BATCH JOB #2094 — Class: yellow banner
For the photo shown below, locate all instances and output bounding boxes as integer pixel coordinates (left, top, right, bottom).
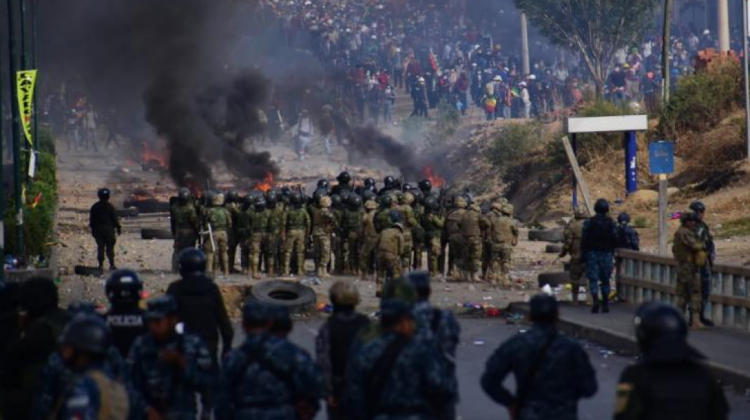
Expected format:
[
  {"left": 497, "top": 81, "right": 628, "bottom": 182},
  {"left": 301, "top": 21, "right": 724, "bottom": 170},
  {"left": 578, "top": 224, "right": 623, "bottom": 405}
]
[{"left": 17, "top": 70, "right": 37, "bottom": 147}]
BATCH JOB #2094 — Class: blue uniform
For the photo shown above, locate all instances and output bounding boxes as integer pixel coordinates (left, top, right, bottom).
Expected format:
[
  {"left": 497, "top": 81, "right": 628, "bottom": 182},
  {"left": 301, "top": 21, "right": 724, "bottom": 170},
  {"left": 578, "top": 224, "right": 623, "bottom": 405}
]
[
  {"left": 616, "top": 224, "right": 640, "bottom": 251},
  {"left": 481, "top": 326, "right": 597, "bottom": 420},
  {"left": 127, "top": 333, "right": 213, "bottom": 420},
  {"left": 214, "top": 333, "right": 325, "bottom": 420},
  {"left": 343, "top": 331, "right": 456, "bottom": 420},
  {"left": 412, "top": 301, "right": 461, "bottom": 358},
  {"left": 56, "top": 367, "right": 131, "bottom": 420},
  {"left": 581, "top": 215, "right": 618, "bottom": 298}
]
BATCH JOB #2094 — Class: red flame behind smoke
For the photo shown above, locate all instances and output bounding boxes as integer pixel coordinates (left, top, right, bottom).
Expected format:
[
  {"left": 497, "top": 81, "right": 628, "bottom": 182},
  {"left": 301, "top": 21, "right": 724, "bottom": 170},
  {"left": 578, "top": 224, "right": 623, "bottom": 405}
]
[
  {"left": 141, "top": 142, "right": 168, "bottom": 168},
  {"left": 255, "top": 172, "right": 274, "bottom": 193},
  {"left": 422, "top": 166, "right": 445, "bottom": 188}
]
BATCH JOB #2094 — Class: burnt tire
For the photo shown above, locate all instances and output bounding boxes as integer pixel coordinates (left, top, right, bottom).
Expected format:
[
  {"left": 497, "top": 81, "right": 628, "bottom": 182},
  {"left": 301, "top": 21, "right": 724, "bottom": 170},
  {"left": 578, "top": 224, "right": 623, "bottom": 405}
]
[
  {"left": 528, "top": 229, "right": 564, "bottom": 243},
  {"left": 545, "top": 244, "right": 563, "bottom": 254},
  {"left": 141, "top": 228, "right": 173, "bottom": 240},
  {"left": 537, "top": 271, "right": 570, "bottom": 288},
  {"left": 116, "top": 208, "right": 139, "bottom": 218},
  {"left": 74, "top": 265, "right": 104, "bottom": 277},
  {"left": 251, "top": 280, "right": 316, "bottom": 313}
]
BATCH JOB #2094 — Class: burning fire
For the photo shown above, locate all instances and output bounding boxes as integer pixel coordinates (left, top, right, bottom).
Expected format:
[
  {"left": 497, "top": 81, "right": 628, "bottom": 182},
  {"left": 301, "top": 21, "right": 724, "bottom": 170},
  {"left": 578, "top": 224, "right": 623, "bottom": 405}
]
[
  {"left": 422, "top": 166, "right": 445, "bottom": 188},
  {"left": 130, "top": 188, "right": 155, "bottom": 202},
  {"left": 254, "top": 172, "right": 274, "bottom": 193},
  {"left": 141, "top": 142, "right": 168, "bottom": 168}
]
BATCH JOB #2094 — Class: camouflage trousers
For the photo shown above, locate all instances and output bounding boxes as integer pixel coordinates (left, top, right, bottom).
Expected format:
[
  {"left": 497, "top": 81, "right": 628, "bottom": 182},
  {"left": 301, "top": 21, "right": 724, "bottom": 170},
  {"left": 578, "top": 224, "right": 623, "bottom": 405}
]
[
  {"left": 248, "top": 232, "right": 265, "bottom": 278},
  {"left": 263, "top": 234, "right": 281, "bottom": 277},
  {"left": 676, "top": 262, "right": 702, "bottom": 314},
  {"left": 203, "top": 230, "right": 229, "bottom": 276},
  {"left": 412, "top": 235, "right": 424, "bottom": 271},
  {"left": 359, "top": 236, "right": 379, "bottom": 276},
  {"left": 281, "top": 229, "right": 306, "bottom": 276},
  {"left": 342, "top": 232, "right": 361, "bottom": 275},
  {"left": 377, "top": 252, "right": 402, "bottom": 291},
  {"left": 401, "top": 231, "right": 413, "bottom": 269},
  {"left": 172, "top": 230, "right": 197, "bottom": 272},
  {"left": 569, "top": 257, "right": 586, "bottom": 303},
  {"left": 313, "top": 234, "right": 332, "bottom": 274},
  {"left": 462, "top": 236, "right": 483, "bottom": 275},
  {"left": 448, "top": 236, "right": 463, "bottom": 276},
  {"left": 332, "top": 233, "right": 343, "bottom": 274},
  {"left": 586, "top": 251, "right": 613, "bottom": 299},
  {"left": 426, "top": 236, "right": 442, "bottom": 277},
  {"left": 488, "top": 244, "right": 512, "bottom": 285}
]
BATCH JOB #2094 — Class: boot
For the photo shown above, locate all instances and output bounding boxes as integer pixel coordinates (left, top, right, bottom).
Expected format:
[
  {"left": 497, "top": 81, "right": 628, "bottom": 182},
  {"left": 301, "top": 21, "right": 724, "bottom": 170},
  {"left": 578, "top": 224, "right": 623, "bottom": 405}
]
[
  {"left": 591, "top": 294, "right": 600, "bottom": 314},
  {"left": 690, "top": 310, "right": 704, "bottom": 330},
  {"left": 571, "top": 287, "right": 579, "bottom": 306},
  {"left": 699, "top": 305, "right": 715, "bottom": 327},
  {"left": 602, "top": 295, "right": 610, "bottom": 313}
]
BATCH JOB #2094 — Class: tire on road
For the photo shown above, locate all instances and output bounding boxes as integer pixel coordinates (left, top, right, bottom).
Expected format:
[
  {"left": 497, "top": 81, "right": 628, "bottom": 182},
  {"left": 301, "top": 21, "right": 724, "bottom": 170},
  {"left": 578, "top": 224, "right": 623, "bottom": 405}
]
[
  {"left": 74, "top": 265, "right": 104, "bottom": 277},
  {"left": 545, "top": 244, "right": 563, "bottom": 254},
  {"left": 537, "top": 271, "right": 570, "bottom": 288},
  {"left": 528, "top": 229, "right": 564, "bottom": 243},
  {"left": 116, "top": 208, "right": 139, "bottom": 218},
  {"left": 141, "top": 228, "right": 173, "bottom": 240},
  {"left": 251, "top": 280, "right": 317, "bottom": 314}
]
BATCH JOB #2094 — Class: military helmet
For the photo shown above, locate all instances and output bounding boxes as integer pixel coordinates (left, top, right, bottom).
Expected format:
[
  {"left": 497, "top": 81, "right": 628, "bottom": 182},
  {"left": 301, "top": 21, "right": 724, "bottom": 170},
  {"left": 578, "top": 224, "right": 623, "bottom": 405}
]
[
  {"left": 490, "top": 201, "right": 504, "bottom": 212},
  {"left": 313, "top": 188, "right": 328, "bottom": 204},
  {"left": 266, "top": 189, "right": 278, "bottom": 204},
  {"left": 454, "top": 195, "right": 468, "bottom": 209},
  {"left": 394, "top": 191, "right": 405, "bottom": 204},
  {"left": 594, "top": 198, "right": 609, "bottom": 214},
  {"left": 337, "top": 171, "right": 351, "bottom": 184},
  {"left": 97, "top": 188, "right": 111, "bottom": 200},
  {"left": 331, "top": 194, "right": 342, "bottom": 208},
  {"left": 254, "top": 198, "right": 267, "bottom": 210},
  {"left": 389, "top": 210, "right": 403, "bottom": 225},
  {"left": 105, "top": 269, "right": 143, "bottom": 306},
  {"left": 227, "top": 190, "right": 240, "bottom": 203},
  {"left": 178, "top": 248, "right": 207, "bottom": 278},
  {"left": 364, "top": 177, "right": 376, "bottom": 188},
  {"left": 424, "top": 196, "right": 439, "bottom": 211},
  {"left": 617, "top": 213, "right": 631, "bottom": 224},
  {"left": 418, "top": 179, "right": 432, "bottom": 192},
  {"left": 290, "top": 191, "right": 303, "bottom": 205},
  {"left": 178, "top": 187, "right": 191, "bottom": 203},
  {"left": 60, "top": 315, "right": 111, "bottom": 355},
  {"left": 680, "top": 211, "right": 699, "bottom": 224},
  {"left": 574, "top": 208, "right": 588, "bottom": 219},
  {"left": 501, "top": 203, "right": 514, "bottom": 216},
  {"left": 319, "top": 196, "right": 332, "bottom": 208},
  {"left": 380, "top": 194, "right": 393, "bottom": 208},
  {"left": 204, "top": 190, "right": 216, "bottom": 205},
  {"left": 317, "top": 179, "right": 330, "bottom": 191},
  {"left": 329, "top": 280, "right": 360, "bottom": 306},
  {"left": 402, "top": 183, "right": 414, "bottom": 192},
  {"left": 383, "top": 175, "right": 396, "bottom": 189},
  {"left": 411, "top": 189, "right": 424, "bottom": 204},
  {"left": 349, "top": 195, "right": 363, "bottom": 209},
  {"left": 280, "top": 186, "right": 292, "bottom": 197},
  {"left": 634, "top": 302, "right": 687, "bottom": 352},
  {"left": 213, "top": 193, "right": 226, "bottom": 206},
  {"left": 689, "top": 201, "right": 706, "bottom": 213},
  {"left": 144, "top": 295, "right": 178, "bottom": 321},
  {"left": 364, "top": 200, "right": 377, "bottom": 210},
  {"left": 362, "top": 189, "right": 377, "bottom": 203},
  {"left": 243, "top": 194, "right": 255, "bottom": 206}
]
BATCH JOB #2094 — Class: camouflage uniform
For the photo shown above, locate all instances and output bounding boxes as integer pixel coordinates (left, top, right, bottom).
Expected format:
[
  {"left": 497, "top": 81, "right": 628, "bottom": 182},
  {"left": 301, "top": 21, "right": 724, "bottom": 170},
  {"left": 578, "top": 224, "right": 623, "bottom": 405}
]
[
  {"left": 281, "top": 205, "right": 311, "bottom": 276},
  {"left": 265, "top": 205, "right": 285, "bottom": 277},
  {"left": 459, "top": 203, "right": 486, "bottom": 282},
  {"left": 412, "top": 200, "right": 426, "bottom": 270},
  {"left": 422, "top": 211, "right": 445, "bottom": 278},
  {"left": 359, "top": 201, "right": 379, "bottom": 278},
  {"left": 673, "top": 222, "right": 707, "bottom": 322},
  {"left": 227, "top": 200, "right": 242, "bottom": 273},
  {"left": 341, "top": 207, "right": 364, "bottom": 275},
  {"left": 214, "top": 333, "right": 325, "bottom": 420},
  {"left": 170, "top": 202, "right": 199, "bottom": 272},
  {"left": 445, "top": 198, "right": 467, "bottom": 279},
  {"left": 249, "top": 208, "right": 270, "bottom": 279},
  {"left": 561, "top": 212, "right": 588, "bottom": 304},
  {"left": 331, "top": 202, "right": 345, "bottom": 275},
  {"left": 481, "top": 325, "right": 598, "bottom": 420},
  {"left": 398, "top": 194, "right": 419, "bottom": 269},
  {"left": 237, "top": 205, "right": 255, "bottom": 274},
  {"left": 376, "top": 224, "right": 404, "bottom": 293},
  {"left": 128, "top": 333, "right": 214, "bottom": 420},
  {"left": 203, "top": 200, "right": 232, "bottom": 277},
  {"left": 343, "top": 331, "right": 457, "bottom": 420},
  {"left": 484, "top": 203, "right": 519, "bottom": 286},
  {"left": 311, "top": 198, "right": 338, "bottom": 278}
]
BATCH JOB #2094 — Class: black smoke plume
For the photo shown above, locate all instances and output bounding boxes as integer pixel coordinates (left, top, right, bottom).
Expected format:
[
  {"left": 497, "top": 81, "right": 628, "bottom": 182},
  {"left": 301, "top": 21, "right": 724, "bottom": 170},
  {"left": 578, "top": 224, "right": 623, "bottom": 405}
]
[{"left": 350, "top": 127, "right": 421, "bottom": 179}]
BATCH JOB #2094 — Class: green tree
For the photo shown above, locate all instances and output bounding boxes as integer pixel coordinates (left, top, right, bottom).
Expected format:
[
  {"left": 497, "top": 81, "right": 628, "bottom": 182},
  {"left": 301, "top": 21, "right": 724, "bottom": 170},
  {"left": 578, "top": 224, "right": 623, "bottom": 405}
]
[{"left": 515, "top": 0, "right": 660, "bottom": 94}]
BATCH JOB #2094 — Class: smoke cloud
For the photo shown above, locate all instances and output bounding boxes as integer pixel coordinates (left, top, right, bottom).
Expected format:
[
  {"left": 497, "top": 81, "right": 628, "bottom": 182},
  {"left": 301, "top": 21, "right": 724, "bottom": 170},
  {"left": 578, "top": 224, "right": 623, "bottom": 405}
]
[{"left": 349, "top": 127, "right": 422, "bottom": 179}]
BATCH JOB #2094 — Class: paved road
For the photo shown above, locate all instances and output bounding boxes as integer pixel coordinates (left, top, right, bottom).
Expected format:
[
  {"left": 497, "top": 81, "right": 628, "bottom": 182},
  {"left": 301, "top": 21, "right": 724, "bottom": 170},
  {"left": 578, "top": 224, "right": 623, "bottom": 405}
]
[{"left": 272, "top": 318, "right": 750, "bottom": 420}]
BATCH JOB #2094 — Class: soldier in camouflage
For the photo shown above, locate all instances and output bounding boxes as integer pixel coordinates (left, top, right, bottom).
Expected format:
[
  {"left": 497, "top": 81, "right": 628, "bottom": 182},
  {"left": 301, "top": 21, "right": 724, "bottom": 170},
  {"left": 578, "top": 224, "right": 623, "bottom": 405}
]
[
  {"left": 215, "top": 300, "right": 325, "bottom": 420},
  {"left": 398, "top": 192, "right": 419, "bottom": 270},
  {"left": 376, "top": 211, "right": 405, "bottom": 296},
  {"left": 264, "top": 190, "right": 285, "bottom": 277},
  {"left": 341, "top": 195, "right": 364, "bottom": 275},
  {"left": 128, "top": 296, "right": 214, "bottom": 420},
  {"left": 560, "top": 209, "right": 588, "bottom": 305},
  {"left": 672, "top": 212, "right": 707, "bottom": 330},
  {"left": 311, "top": 195, "right": 338, "bottom": 278},
  {"left": 330, "top": 194, "right": 345, "bottom": 275},
  {"left": 226, "top": 191, "right": 242, "bottom": 274},
  {"left": 237, "top": 195, "right": 255, "bottom": 275},
  {"left": 281, "top": 192, "right": 311, "bottom": 277},
  {"left": 359, "top": 199, "right": 380, "bottom": 279},
  {"left": 374, "top": 194, "right": 398, "bottom": 233},
  {"left": 690, "top": 201, "right": 716, "bottom": 327},
  {"left": 445, "top": 196, "right": 467, "bottom": 279},
  {"left": 248, "top": 198, "right": 270, "bottom": 279},
  {"left": 459, "top": 199, "right": 486, "bottom": 282},
  {"left": 170, "top": 188, "right": 199, "bottom": 273},
  {"left": 411, "top": 190, "right": 426, "bottom": 271},
  {"left": 202, "top": 193, "right": 232, "bottom": 278},
  {"left": 422, "top": 196, "right": 445, "bottom": 278},
  {"left": 484, "top": 202, "right": 519, "bottom": 286}
]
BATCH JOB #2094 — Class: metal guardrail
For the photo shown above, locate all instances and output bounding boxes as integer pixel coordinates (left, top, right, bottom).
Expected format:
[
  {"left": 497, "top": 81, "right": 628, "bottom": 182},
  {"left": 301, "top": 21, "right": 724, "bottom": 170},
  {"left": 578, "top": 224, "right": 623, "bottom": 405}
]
[{"left": 616, "top": 249, "right": 750, "bottom": 330}]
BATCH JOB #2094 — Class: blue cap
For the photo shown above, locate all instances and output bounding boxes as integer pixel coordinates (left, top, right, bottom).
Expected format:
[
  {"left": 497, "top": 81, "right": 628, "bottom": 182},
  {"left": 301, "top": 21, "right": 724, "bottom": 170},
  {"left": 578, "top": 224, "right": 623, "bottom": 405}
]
[
  {"left": 144, "top": 296, "right": 178, "bottom": 320},
  {"left": 407, "top": 271, "right": 431, "bottom": 290},
  {"left": 242, "top": 299, "right": 272, "bottom": 323},
  {"left": 380, "top": 298, "right": 413, "bottom": 319}
]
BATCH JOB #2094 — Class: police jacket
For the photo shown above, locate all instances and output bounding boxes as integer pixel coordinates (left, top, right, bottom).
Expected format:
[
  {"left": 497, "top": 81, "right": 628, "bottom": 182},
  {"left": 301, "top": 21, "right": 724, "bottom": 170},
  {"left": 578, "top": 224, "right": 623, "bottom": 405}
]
[
  {"left": 89, "top": 201, "right": 121, "bottom": 235},
  {"left": 581, "top": 214, "right": 618, "bottom": 254},
  {"left": 106, "top": 305, "right": 146, "bottom": 358}
]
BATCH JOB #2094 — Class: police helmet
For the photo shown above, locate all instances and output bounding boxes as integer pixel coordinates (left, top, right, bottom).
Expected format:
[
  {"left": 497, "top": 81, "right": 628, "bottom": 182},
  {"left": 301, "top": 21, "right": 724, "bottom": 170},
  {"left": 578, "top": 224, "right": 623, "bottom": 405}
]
[
  {"left": 689, "top": 201, "right": 706, "bottom": 213},
  {"left": 634, "top": 302, "right": 688, "bottom": 352},
  {"left": 178, "top": 188, "right": 191, "bottom": 203},
  {"left": 680, "top": 211, "right": 700, "bottom": 224},
  {"left": 290, "top": 191, "right": 303, "bottom": 205},
  {"left": 313, "top": 188, "right": 328, "bottom": 204},
  {"left": 364, "top": 177, "right": 376, "bottom": 188},
  {"left": 617, "top": 213, "right": 631, "bottom": 224},
  {"left": 254, "top": 198, "right": 267, "bottom": 210},
  {"left": 383, "top": 176, "right": 396, "bottom": 189},
  {"left": 266, "top": 189, "right": 278, "bottom": 205},
  {"left": 67, "top": 301, "right": 99, "bottom": 317},
  {"left": 243, "top": 195, "right": 255, "bottom": 207},
  {"left": 349, "top": 195, "right": 363, "bottom": 210},
  {"left": 144, "top": 295, "right": 178, "bottom": 321},
  {"left": 362, "top": 189, "right": 377, "bottom": 202},
  {"left": 380, "top": 195, "right": 393, "bottom": 208},
  {"left": 337, "top": 171, "right": 351, "bottom": 184},
  {"left": 418, "top": 179, "right": 432, "bottom": 192},
  {"left": 60, "top": 315, "right": 111, "bottom": 355},
  {"left": 402, "top": 183, "right": 414, "bottom": 192},
  {"left": 204, "top": 190, "right": 216, "bottom": 205},
  {"left": 594, "top": 198, "right": 609, "bottom": 214},
  {"left": 317, "top": 179, "right": 330, "bottom": 190},
  {"left": 227, "top": 190, "right": 240, "bottom": 203},
  {"left": 331, "top": 194, "right": 342, "bottom": 208},
  {"left": 106, "top": 269, "right": 143, "bottom": 306},
  {"left": 424, "top": 196, "right": 439, "bottom": 211},
  {"left": 178, "top": 248, "right": 207, "bottom": 278},
  {"left": 330, "top": 280, "right": 361, "bottom": 306},
  {"left": 97, "top": 188, "right": 111, "bottom": 201}
]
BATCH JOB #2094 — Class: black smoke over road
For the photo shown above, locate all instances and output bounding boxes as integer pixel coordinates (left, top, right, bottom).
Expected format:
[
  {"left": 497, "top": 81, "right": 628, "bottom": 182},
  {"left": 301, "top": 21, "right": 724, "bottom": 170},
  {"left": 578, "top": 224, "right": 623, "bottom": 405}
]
[
  {"left": 350, "top": 127, "right": 423, "bottom": 179},
  {"left": 38, "top": 0, "right": 277, "bottom": 185}
]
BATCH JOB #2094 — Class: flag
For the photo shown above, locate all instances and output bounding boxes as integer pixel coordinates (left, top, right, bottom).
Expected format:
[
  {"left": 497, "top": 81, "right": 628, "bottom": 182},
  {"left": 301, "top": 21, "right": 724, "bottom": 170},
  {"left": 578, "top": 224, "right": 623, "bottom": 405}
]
[{"left": 16, "top": 70, "right": 37, "bottom": 147}]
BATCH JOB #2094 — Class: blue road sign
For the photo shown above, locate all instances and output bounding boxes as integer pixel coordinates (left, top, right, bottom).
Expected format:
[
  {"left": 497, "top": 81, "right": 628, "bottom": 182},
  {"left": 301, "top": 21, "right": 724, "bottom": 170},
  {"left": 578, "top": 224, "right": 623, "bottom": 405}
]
[{"left": 649, "top": 141, "right": 675, "bottom": 175}]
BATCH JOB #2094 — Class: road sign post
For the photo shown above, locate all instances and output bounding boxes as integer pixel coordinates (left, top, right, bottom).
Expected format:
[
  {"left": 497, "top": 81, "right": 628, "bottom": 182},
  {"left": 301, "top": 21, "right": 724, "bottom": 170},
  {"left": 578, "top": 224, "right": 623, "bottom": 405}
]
[{"left": 650, "top": 141, "right": 675, "bottom": 256}]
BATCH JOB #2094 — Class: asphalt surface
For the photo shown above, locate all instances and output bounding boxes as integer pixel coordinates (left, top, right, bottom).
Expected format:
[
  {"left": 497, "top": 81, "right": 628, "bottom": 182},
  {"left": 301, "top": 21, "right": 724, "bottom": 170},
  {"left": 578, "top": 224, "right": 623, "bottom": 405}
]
[{"left": 271, "top": 318, "right": 750, "bottom": 420}]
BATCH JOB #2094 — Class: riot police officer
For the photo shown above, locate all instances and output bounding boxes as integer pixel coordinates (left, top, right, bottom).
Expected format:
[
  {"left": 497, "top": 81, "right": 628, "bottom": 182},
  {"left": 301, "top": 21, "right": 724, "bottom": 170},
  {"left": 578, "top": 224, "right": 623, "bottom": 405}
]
[
  {"left": 105, "top": 269, "right": 145, "bottom": 358},
  {"left": 90, "top": 188, "right": 121, "bottom": 271}
]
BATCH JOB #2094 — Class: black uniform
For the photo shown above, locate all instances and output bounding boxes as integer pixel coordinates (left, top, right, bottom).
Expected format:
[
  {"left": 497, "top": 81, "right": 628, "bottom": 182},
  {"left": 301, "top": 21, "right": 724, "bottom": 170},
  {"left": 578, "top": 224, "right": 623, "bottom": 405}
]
[
  {"left": 614, "top": 339, "right": 729, "bottom": 420},
  {"left": 89, "top": 200, "right": 121, "bottom": 269},
  {"left": 166, "top": 274, "right": 234, "bottom": 364},
  {"left": 105, "top": 305, "right": 146, "bottom": 358}
]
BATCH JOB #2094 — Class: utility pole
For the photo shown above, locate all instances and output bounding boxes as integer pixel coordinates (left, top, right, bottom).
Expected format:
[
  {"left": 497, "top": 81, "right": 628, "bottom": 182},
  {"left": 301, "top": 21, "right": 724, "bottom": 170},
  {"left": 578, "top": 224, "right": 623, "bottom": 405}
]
[
  {"left": 520, "top": 12, "right": 530, "bottom": 75},
  {"left": 31, "top": 0, "right": 37, "bottom": 152},
  {"left": 0, "top": 5, "right": 4, "bottom": 281},
  {"left": 718, "top": 0, "right": 730, "bottom": 52},
  {"left": 662, "top": 0, "right": 672, "bottom": 104},
  {"left": 744, "top": 0, "right": 750, "bottom": 159},
  {"left": 7, "top": 0, "right": 24, "bottom": 256}
]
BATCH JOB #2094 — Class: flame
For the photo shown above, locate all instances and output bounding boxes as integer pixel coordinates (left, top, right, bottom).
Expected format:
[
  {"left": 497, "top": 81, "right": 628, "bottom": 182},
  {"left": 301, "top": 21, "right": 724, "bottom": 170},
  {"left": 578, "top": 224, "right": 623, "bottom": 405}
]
[
  {"left": 130, "top": 188, "right": 155, "bottom": 202},
  {"left": 422, "top": 166, "right": 445, "bottom": 188},
  {"left": 254, "top": 172, "right": 275, "bottom": 193},
  {"left": 141, "top": 142, "right": 168, "bottom": 167}
]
